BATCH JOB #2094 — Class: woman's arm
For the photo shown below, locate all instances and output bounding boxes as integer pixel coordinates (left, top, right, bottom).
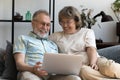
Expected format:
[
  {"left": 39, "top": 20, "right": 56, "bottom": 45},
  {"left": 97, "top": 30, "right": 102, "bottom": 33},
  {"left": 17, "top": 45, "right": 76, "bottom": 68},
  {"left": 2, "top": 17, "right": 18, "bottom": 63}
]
[{"left": 86, "top": 46, "right": 98, "bottom": 70}]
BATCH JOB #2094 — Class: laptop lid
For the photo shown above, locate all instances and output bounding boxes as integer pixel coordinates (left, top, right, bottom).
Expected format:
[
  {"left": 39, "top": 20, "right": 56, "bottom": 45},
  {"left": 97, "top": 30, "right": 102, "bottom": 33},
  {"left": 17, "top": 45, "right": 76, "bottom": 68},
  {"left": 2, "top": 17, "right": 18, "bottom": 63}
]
[{"left": 42, "top": 53, "right": 82, "bottom": 75}]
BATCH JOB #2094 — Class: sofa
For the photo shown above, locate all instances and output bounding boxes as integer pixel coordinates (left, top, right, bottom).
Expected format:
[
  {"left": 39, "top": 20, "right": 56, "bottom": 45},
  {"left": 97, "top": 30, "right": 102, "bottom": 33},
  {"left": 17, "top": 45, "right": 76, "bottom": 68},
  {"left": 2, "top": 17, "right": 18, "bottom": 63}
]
[
  {"left": 0, "top": 41, "right": 18, "bottom": 80},
  {"left": 0, "top": 41, "right": 120, "bottom": 80}
]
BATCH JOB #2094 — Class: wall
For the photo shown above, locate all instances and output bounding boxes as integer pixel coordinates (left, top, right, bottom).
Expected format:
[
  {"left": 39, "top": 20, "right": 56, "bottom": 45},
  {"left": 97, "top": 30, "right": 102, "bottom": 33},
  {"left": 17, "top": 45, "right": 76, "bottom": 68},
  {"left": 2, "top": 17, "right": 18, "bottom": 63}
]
[
  {"left": 92, "top": 21, "right": 118, "bottom": 42},
  {"left": 0, "top": 0, "right": 118, "bottom": 48}
]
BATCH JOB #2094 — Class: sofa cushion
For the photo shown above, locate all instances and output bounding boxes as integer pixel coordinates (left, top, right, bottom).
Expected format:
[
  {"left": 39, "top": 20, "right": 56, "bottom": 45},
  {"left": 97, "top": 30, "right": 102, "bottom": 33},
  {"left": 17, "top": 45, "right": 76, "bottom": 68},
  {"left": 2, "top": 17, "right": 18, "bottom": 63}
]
[
  {"left": 2, "top": 41, "right": 18, "bottom": 80},
  {"left": 98, "top": 45, "right": 120, "bottom": 63},
  {"left": 0, "top": 48, "right": 5, "bottom": 76},
  {"left": 0, "top": 61, "right": 5, "bottom": 76}
]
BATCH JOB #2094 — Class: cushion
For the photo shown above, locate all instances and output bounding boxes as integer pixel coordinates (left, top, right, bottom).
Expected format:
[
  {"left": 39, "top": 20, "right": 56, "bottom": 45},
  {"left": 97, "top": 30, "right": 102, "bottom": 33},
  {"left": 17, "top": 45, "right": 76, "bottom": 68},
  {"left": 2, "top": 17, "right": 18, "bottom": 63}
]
[
  {"left": 98, "top": 45, "right": 120, "bottom": 63},
  {"left": 0, "top": 48, "right": 6, "bottom": 76},
  {"left": 2, "top": 41, "right": 18, "bottom": 80},
  {"left": 97, "top": 57, "right": 120, "bottom": 78},
  {"left": 0, "top": 48, "right": 6, "bottom": 62}
]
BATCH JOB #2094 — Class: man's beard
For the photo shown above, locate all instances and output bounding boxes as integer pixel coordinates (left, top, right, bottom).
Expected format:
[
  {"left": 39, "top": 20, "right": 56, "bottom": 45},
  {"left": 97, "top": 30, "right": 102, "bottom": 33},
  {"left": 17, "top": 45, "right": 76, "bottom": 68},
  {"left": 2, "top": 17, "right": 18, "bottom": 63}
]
[{"left": 33, "top": 29, "right": 49, "bottom": 39}]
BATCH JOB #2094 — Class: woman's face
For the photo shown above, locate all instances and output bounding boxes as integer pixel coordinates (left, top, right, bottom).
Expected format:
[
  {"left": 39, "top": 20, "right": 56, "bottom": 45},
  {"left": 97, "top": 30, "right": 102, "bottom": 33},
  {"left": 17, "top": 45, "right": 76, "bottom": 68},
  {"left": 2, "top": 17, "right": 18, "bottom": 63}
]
[{"left": 60, "top": 18, "right": 77, "bottom": 34}]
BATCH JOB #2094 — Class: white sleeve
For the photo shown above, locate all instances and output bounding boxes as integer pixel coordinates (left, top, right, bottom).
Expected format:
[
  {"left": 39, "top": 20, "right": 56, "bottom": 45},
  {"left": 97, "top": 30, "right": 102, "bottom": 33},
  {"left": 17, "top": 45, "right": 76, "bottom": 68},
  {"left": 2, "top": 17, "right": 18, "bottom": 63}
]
[{"left": 85, "top": 29, "right": 96, "bottom": 48}]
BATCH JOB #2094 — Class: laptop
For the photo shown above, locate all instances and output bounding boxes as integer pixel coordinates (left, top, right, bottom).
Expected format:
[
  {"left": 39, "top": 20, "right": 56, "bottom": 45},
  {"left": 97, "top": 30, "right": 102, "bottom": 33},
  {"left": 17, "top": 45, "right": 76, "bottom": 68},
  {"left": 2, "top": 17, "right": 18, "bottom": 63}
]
[{"left": 42, "top": 53, "right": 82, "bottom": 75}]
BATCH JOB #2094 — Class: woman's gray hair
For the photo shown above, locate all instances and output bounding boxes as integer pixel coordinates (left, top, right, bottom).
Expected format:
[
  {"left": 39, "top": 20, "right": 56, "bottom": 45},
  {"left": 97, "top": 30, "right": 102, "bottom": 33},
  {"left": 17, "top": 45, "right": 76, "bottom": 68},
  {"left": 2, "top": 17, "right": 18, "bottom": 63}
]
[
  {"left": 32, "top": 10, "right": 49, "bottom": 21},
  {"left": 58, "top": 6, "right": 82, "bottom": 29}
]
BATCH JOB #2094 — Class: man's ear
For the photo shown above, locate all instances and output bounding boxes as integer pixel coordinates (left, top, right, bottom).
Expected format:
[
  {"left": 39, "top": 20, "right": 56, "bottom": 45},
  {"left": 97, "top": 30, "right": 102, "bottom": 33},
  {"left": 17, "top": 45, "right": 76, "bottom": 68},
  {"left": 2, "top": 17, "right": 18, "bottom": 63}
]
[{"left": 31, "top": 20, "right": 35, "bottom": 29}]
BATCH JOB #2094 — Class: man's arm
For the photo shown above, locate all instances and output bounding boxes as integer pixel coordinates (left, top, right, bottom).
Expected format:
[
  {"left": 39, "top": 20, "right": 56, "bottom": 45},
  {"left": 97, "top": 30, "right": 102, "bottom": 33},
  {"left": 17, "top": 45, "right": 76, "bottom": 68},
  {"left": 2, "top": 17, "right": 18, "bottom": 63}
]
[
  {"left": 14, "top": 52, "right": 48, "bottom": 77},
  {"left": 14, "top": 52, "right": 48, "bottom": 76},
  {"left": 14, "top": 52, "right": 34, "bottom": 72}
]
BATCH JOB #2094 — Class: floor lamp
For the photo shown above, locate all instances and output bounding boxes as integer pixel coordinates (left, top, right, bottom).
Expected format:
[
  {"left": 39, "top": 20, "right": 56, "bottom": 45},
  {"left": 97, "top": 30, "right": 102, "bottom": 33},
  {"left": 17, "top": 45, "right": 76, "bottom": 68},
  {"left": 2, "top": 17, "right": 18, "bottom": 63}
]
[{"left": 93, "top": 11, "right": 113, "bottom": 22}]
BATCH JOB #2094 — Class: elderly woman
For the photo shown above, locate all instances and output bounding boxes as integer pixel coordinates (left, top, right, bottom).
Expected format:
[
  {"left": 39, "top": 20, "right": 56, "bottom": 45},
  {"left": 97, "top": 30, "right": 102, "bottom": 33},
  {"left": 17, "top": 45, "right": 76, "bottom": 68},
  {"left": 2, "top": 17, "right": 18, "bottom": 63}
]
[{"left": 49, "top": 6, "right": 120, "bottom": 80}]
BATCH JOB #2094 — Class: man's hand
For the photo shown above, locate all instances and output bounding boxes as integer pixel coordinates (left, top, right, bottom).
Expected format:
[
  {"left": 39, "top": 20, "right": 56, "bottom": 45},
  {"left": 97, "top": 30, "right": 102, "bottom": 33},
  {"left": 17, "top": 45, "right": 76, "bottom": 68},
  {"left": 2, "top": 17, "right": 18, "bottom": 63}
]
[{"left": 33, "top": 62, "right": 48, "bottom": 77}]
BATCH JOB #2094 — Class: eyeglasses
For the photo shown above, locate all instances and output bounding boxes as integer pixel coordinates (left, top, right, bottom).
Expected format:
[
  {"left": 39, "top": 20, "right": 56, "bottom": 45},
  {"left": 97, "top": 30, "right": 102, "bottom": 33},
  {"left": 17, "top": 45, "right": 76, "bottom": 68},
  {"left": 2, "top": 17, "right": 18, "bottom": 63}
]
[
  {"left": 34, "top": 20, "right": 51, "bottom": 27},
  {"left": 60, "top": 19, "right": 74, "bottom": 25}
]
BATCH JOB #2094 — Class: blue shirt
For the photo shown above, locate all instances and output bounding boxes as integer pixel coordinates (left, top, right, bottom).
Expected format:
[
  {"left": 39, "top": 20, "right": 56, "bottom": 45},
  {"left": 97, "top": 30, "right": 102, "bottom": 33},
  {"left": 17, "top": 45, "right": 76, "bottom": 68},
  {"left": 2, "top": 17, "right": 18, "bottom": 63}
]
[{"left": 13, "top": 32, "right": 58, "bottom": 66}]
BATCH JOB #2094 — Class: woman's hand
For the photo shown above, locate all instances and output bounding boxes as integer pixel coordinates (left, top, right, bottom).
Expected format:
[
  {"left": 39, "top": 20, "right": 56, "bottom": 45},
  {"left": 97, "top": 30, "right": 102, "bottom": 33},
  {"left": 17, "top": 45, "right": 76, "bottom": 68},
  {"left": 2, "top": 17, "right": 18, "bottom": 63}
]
[
  {"left": 89, "top": 63, "right": 98, "bottom": 70},
  {"left": 86, "top": 47, "right": 99, "bottom": 70},
  {"left": 33, "top": 62, "right": 48, "bottom": 77}
]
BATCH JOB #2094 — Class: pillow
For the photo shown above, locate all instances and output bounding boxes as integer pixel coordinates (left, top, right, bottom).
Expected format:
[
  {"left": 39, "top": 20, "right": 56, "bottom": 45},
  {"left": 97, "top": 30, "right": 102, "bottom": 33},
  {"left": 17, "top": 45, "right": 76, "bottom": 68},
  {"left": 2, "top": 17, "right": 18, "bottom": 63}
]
[
  {"left": 0, "top": 48, "right": 6, "bottom": 62},
  {"left": 2, "top": 41, "right": 18, "bottom": 80},
  {"left": 0, "top": 48, "right": 5, "bottom": 76}
]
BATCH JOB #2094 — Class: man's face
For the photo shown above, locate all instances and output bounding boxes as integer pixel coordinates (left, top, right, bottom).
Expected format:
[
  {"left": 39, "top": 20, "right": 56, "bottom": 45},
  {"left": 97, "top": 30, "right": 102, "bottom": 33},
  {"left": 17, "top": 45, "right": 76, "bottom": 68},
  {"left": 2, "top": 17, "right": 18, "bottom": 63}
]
[{"left": 32, "top": 13, "right": 51, "bottom": 38}]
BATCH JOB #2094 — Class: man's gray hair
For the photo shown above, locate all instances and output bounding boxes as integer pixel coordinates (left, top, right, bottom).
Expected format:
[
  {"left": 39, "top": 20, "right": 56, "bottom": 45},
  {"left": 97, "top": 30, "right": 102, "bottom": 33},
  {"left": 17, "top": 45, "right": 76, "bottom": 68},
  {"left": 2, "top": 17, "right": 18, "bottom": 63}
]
[{"left": 32, "top": 10, "right": 49, "bottom": 20}]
